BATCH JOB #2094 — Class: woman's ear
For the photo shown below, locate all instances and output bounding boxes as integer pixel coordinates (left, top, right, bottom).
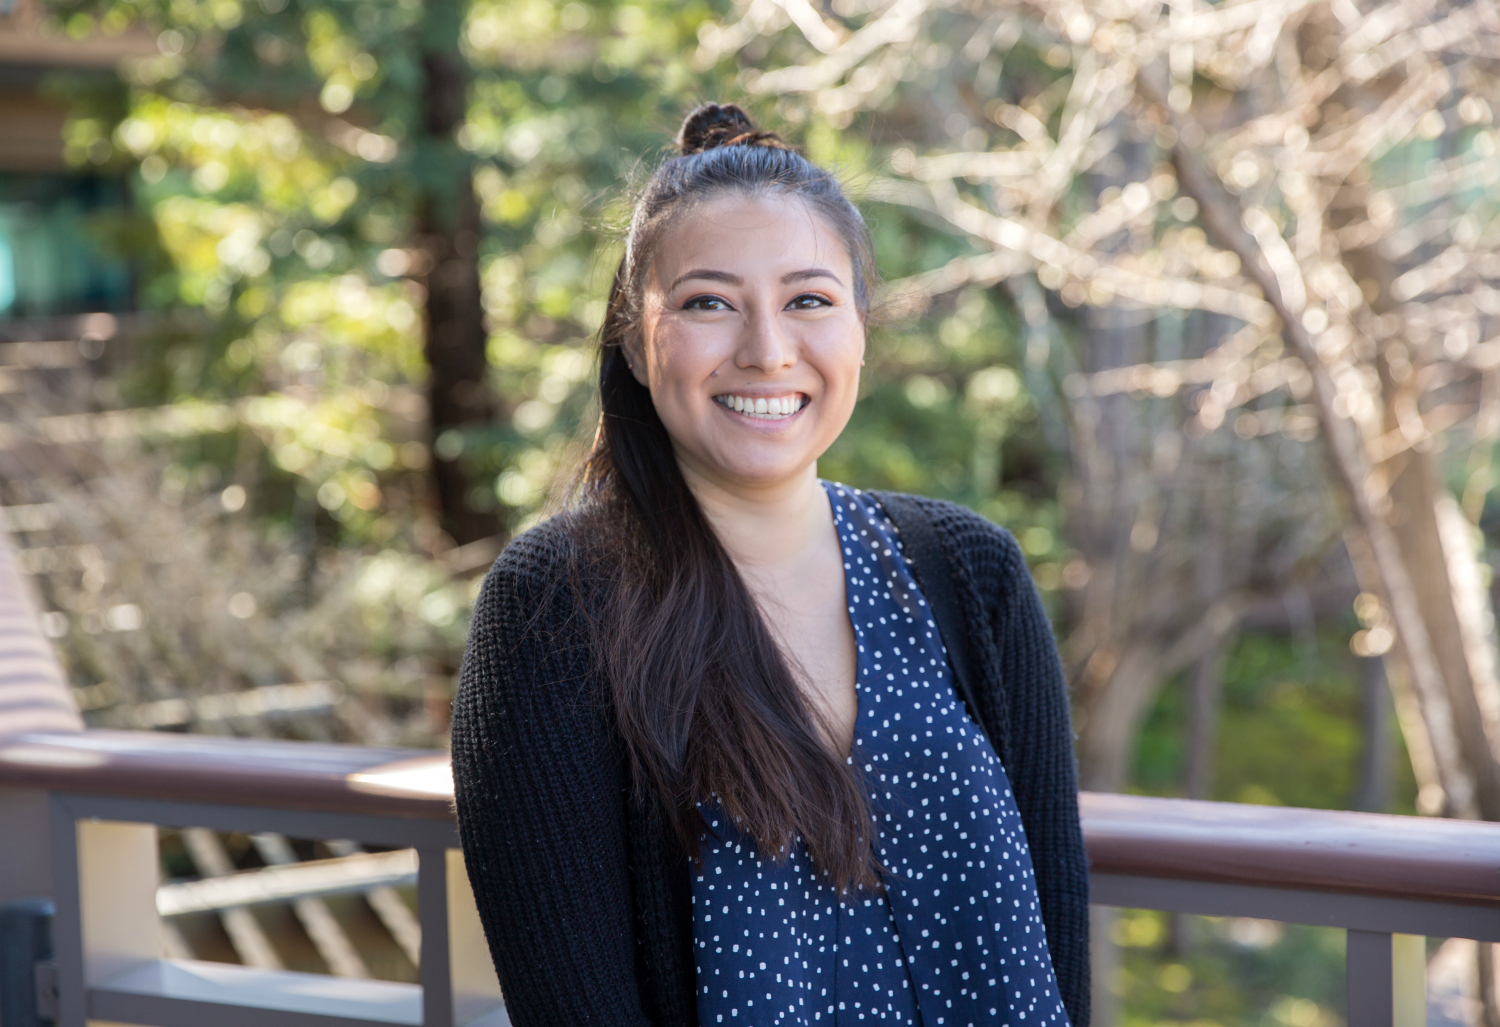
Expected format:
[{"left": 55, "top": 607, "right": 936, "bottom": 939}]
[{"left": 622, "top": 334, "right": 649, "bottom": 386}]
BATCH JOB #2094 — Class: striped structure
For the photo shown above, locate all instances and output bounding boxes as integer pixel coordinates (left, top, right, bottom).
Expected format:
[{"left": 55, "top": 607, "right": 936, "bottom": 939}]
[{"left": 0, "top": 512, "right": 80, "bottom": 735}]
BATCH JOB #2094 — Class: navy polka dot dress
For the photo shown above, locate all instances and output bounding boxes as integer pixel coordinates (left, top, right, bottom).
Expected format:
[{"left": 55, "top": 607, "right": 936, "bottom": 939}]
[{"left": 691, "top": 482, "right": 1070, "bottom": 1027}]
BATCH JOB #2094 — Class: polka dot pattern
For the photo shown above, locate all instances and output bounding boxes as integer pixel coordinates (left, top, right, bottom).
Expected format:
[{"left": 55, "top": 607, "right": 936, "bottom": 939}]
[{"left": 691, "top": 482, "right": 1070, "bottom": 1027}]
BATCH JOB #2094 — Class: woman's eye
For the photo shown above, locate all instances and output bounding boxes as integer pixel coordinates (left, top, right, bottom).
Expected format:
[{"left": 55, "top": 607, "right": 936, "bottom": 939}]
[
  {"left": 683, "top": 295, "right": 732, "bottom": 311},
  {"left": 786, "top": 293, "right": 832, "bottom": 310}
]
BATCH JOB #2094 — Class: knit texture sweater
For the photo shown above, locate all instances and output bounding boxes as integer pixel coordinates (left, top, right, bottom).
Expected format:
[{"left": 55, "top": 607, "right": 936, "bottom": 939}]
[{"left": 451, "top": 492, "right": 1090, "bottom": 1027}]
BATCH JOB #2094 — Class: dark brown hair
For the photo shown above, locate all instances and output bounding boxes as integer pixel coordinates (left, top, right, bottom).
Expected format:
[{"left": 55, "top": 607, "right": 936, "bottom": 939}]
[{"left": 573, "top": 103, "right": 880, "bottom": 891}]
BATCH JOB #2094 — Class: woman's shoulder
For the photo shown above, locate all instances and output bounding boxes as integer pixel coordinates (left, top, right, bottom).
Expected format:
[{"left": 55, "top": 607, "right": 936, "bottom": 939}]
[
  {"left": 461, "top": 511, "right": 606, "bottom": 694},
  {"left": 469, "top": 508, "right": 605, "bottom": 633},
  {"left": 487, "top": 508, "right": 583, "bottom": 583},
  {"left": 867, "top": 489, "right": 1025, "bottom": 578}
]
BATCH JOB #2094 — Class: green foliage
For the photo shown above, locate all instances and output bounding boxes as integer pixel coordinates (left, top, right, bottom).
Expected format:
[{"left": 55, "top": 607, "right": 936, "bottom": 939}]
[
  {"left": 1113, "top": 910, "right": 1347, "bottom": 1027},
  {"left": 1133, "top": 626, "right": 1418, "bottom": 814},
  {"left": 45, "top": 0, "right": 1073, "bottom": 556},
  {"left": 1121, "top": 626, "right": 1421, "bottom": 1022},
  {"left": 34, "top": 0, "right": 1071, "bottom": 754}
]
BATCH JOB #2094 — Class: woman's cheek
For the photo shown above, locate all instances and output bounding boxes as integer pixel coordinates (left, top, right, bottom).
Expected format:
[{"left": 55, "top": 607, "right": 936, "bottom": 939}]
[
  {"left": 652, "top": 320, "right": 726, "bottom": 384},
  {"left": 812, "top": 325, "right": 865, "bottom": 393}
]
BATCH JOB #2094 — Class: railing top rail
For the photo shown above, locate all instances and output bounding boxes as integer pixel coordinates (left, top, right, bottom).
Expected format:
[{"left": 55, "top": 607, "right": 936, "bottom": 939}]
[
  {"left": 5, "top": 731, "right": 1498, "bottom": 908},
  {"left": 0, "top": 730, "right": 453, "bottom": 820},
  {"left": 1083, "top": 791, "right": 1500, "bottom": 908}
]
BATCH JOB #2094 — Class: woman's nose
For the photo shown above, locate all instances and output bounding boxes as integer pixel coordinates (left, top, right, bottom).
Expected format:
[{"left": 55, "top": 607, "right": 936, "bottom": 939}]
[{"left": 735, "top": 307, "right": 795, "bottom": 372}]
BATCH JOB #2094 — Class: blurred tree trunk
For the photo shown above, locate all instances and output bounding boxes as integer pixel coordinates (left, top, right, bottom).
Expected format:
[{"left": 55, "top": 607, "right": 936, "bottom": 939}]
[
  {"left": 1184, "top": 641, "right": 1226, "bottom": 802},
  {"left": 1071, "top": 440, "right": 1247, "bottom": 796},
  {"left": 1077, "top": 642, "right": 1165, "bottom": 792},
  {"left": 1354, "top": 655, "right": 1391, "bottom": 813},
  {"left": 1185, "top": 498, "right": 1228, "bottom": 803},
  {"left": 1350, "top": 201, "right": 1500, "bottom": 1027},
  {"left": 1344, "top": 528, "right": 1448, "bottom": 813},
  {"left": 1162, "top": 95, "right": 1500, "bottom": 1019},
  {"left": 1344, "top": 206, "right": 1500, "bottom": 821},
  {"left": 1383, "top": 455, "right": 1500, "bottom": 819},
  {"left": 1068, "top": 134, "right": 1155, "bottom": 799},
  {"left": 1165, "top": 103, "right": 1498, "bottom": 825},
  {"left": 1167, "top": 639, "right": 1227, "bottom": 957},
  {"left": 415, "top": 3, "right": 499, "bottom": 548},
  {"left": 1068, "top": 133, "right": 1154, "bottom": 1027}
]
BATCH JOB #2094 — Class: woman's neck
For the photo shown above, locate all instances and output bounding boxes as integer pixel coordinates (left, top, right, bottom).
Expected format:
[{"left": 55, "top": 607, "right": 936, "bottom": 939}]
[{"left": 679, "top": 463, "right": 831, "bottom": 574}]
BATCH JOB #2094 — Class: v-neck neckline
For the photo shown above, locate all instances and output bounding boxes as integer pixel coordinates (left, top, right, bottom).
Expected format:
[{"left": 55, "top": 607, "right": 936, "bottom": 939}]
[{"left": 823, "top": 479, "right": 872, "bottom": 762}]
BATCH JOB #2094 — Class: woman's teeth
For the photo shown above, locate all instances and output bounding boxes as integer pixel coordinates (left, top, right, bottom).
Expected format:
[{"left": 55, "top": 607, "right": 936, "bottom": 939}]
[{"left": 714, "top": 394, "right": 807, "bottom": 419}]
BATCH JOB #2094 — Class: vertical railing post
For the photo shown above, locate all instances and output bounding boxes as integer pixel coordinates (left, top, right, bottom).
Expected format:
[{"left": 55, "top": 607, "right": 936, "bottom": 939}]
[
  {"left": 418, "top": 846, "right": 455, "bottom": 1027},
  {"left": 48, "top": 798, "right": 84, "bottom": 1027},
  {"left": 50, "top": 797, "right": 166, "bottom": 1027},
  {"left": 446, "top": 848, "right": 503, "bottom": 1024},
  {"left": 418, "top": 847, "right": 505, "bottom": 1027},
  {"left": 1390, "top": 934, "right": 1426, "bottom": 1027},
  {"left": 0, "top": 897, "right": 55, "bottom": 1027},
  {"left": 77, "top": 818, "right": 162, "bottom": 988},
  {"left": 1347, "top": 930, "right": 1425, "bottom": 1027}
]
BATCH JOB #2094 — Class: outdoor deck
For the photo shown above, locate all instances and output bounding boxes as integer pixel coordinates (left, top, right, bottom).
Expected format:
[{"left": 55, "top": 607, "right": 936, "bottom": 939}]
[{"left": 0, "top": 728, "right": 1495, "bottom": 1027}]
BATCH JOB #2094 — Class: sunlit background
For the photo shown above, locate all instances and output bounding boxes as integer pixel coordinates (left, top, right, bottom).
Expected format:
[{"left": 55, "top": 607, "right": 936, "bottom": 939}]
[{"left": 2, "top": 0, "right": 1499, "bottom": 1020}]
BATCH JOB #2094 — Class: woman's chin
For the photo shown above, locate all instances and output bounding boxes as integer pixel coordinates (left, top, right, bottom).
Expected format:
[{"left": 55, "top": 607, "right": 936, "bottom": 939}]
[{"left": 690, "top": 450, "right": 820, "bottom": 491}]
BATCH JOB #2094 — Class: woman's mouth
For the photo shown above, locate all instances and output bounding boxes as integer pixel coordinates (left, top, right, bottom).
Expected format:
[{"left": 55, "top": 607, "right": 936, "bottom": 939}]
[{"left": 713, "top": 393, "right": 808, "bottom": 420}]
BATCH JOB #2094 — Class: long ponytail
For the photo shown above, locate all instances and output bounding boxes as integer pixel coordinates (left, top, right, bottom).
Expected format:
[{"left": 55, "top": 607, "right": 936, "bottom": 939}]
[{"left": 572, "top": 103, "right": 880, "bottom": 892}]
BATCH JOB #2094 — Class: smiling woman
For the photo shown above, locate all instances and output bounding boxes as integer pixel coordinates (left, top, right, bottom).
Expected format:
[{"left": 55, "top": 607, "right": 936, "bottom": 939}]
[
  {"left": 631, "top": 192, "right": 864, "bottom": 498},
  {"left": 451, "top": 104, "right": 1089, "bottom": 1027}
]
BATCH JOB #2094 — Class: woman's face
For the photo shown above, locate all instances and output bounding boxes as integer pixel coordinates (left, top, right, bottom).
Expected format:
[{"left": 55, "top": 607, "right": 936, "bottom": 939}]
[{"left": 631, "top": 192, "right": 866, "bottom": 494}]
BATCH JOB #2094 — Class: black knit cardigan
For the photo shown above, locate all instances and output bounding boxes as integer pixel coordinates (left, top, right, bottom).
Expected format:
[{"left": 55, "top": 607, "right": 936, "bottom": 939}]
[{"left": 451, "top": 491, "right": 1090, "bottom": 1027}]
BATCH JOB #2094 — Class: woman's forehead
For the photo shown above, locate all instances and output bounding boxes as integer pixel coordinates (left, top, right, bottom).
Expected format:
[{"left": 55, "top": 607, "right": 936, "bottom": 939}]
[{"left": 648, "top": 193, "right": 853, "bottom": 284}]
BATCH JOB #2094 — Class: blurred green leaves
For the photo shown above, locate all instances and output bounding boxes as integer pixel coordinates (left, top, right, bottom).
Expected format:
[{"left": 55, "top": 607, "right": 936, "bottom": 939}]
[
  {"left": 1112, "top": 910, "right": 1347, "bottom": 1027},
  {"left": 49, "top": 0, "right": 1064, "bottom": 560}
]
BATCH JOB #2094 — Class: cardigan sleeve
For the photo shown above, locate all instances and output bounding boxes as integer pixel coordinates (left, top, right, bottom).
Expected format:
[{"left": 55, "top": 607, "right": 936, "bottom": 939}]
[
  {"left": 450, "top": 534, "right": 653, "bottom": 1027},
  {"left": 989, "top": 529, "right": 1091, "bottom": 1027}
]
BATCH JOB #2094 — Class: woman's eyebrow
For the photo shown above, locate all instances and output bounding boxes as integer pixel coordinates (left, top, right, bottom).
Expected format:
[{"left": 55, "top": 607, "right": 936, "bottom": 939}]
[
  {"left": 668, "top": 268, "right": 845, "bottom": 291},
  {"left": 669, "top": 269, "right": 742, "bottom": 291},
  {"left": 782, "top": 268, "right": 843, "bottom": 285}
]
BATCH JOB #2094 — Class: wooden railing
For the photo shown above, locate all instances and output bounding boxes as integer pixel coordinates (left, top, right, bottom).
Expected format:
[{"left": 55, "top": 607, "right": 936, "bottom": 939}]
[
  {"left": 1, "top": 729, "right": 1497, "bottom": 1027},
  {"left": 0, "top": 730, "right": 497, "bottom": 1027},
  {"left": 1084, "top": 792, "right": 1500, "bottom": 1025}
]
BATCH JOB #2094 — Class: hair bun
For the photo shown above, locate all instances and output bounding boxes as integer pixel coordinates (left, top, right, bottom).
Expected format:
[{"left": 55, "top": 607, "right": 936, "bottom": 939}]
[{"left": 677, "top": 102, "right": 789, "bottom": 156}]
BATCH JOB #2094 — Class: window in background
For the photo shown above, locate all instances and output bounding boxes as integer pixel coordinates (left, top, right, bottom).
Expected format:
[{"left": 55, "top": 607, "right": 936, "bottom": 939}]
[{"left": 0, "top": 173, "right": 132, "bottom": 318}]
